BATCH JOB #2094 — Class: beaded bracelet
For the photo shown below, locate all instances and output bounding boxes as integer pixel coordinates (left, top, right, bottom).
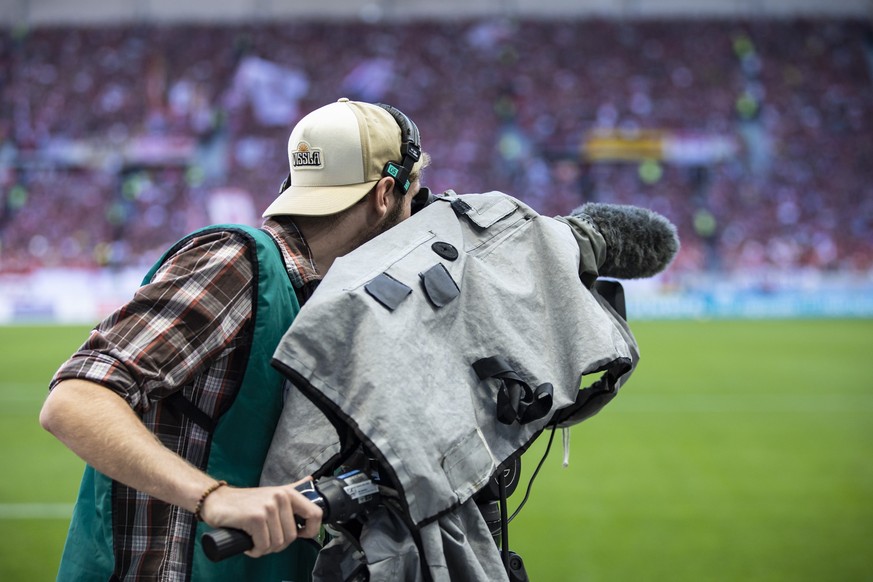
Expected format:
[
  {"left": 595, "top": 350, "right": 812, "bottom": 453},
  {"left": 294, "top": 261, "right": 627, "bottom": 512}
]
[{"left": 193, "top": 480, "right": 227, "bottom": 521}]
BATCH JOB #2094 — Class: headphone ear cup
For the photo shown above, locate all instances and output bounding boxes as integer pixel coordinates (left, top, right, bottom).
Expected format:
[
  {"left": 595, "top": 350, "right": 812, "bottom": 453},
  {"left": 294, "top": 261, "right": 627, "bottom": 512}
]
[{"left": 382, "top": 161, "right": 411, "bottom": 194}]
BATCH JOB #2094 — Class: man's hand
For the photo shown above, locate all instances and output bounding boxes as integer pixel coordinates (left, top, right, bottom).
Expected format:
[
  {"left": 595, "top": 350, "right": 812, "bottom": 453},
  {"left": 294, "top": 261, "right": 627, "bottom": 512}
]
[{"left": 198, "top": 478, "right": 323, "bottom": 558}]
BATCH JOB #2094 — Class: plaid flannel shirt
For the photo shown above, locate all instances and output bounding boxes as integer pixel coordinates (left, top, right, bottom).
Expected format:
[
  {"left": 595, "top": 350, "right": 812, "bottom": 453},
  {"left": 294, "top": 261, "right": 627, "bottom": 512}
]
[{"left": 50, "top": 217, "right": 320, "bottom": 581}]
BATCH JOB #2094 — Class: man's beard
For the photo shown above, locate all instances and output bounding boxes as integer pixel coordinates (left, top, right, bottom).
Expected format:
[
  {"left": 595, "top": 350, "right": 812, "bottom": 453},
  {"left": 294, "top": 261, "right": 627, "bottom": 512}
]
[{"left": 351, "top": 195, "right": 406, "bottom": 249}]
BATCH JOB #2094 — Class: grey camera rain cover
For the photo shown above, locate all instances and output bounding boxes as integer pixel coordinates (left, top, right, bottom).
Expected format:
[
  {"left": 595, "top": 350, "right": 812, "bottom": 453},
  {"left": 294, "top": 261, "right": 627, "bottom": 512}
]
[{"left": 261, "top": 192, "right": 638, "bottom": 533}]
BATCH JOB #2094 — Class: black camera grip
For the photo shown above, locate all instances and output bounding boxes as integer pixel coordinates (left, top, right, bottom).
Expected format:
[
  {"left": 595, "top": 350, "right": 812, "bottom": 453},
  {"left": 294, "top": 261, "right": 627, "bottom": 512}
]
[
  {"left": 200, "top": 473, "right": 372, "bottom": 562},
  {"left": 201, "top": 527, "right": 253, "bottom": 562},
  {"left": 201, "top": 481, "right": 315, "bottom": 562}
]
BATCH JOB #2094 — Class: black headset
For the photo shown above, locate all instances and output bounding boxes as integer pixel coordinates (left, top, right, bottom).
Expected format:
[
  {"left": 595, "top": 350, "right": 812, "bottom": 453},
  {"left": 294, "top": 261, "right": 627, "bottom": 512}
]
[
  {"left": 374, "top": 102, "right": 421, "bottom": 196},
  {"left": 376, "top": 103, "right": 435, "bottom": 213}
]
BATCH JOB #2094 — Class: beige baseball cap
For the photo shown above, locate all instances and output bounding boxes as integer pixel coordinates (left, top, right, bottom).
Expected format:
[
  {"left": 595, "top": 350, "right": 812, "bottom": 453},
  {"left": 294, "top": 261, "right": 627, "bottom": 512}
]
[{"left": 263, "top": 98, "right": 419, "bottom": 217}]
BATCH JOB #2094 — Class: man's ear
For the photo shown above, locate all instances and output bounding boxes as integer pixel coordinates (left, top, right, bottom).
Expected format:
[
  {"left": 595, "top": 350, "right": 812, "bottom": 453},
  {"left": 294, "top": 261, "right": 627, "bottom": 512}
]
[{"left": 368, "top": 177, "right": 396, "bottom": 220}]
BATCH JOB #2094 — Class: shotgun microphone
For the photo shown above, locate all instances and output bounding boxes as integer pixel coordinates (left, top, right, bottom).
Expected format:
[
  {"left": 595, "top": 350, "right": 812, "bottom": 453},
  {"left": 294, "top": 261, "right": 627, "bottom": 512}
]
[{"left": 570, "top": 202, "right": 680, "bottom": 279}]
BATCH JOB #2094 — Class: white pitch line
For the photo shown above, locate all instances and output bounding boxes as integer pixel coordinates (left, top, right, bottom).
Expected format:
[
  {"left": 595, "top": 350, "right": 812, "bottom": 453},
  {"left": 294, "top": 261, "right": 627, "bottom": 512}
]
[{"left": 0, "top": 503, "right": 74, "bottom": 519}]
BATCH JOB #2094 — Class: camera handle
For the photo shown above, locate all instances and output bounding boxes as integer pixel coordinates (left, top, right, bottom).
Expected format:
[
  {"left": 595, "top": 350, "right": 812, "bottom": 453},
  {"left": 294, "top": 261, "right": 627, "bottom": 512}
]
[
  {"left": 201, "top": 470, "right": 378, "bottom": 562},
  {"left": 477, "top": 458, "right": 530, "bottom": 582}
]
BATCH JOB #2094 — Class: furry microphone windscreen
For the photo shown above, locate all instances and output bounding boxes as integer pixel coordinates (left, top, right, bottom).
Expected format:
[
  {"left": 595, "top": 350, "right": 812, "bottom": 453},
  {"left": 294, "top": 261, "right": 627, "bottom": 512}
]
[{"left": 572, "top": 203, "right": 680, "bottom": 279}]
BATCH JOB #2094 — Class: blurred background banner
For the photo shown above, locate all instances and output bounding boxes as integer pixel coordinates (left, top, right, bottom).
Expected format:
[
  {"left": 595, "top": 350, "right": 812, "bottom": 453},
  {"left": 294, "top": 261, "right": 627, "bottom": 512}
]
[{"left": 2, "top": 0, "right": 873, "bottom": 323}]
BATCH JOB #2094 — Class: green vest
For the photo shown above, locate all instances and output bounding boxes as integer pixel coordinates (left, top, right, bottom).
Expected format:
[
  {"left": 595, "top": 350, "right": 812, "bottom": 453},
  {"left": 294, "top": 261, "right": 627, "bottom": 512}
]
[{"left": 57, "top": 225, "right": 317, "bottom": 582}]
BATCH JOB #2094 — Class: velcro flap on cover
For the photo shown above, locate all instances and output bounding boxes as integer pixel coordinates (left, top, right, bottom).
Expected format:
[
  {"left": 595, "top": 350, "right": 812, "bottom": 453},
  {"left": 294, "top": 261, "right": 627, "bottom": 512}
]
[{"left": 458, "top": 196, "right": 518, "bottom": 229}]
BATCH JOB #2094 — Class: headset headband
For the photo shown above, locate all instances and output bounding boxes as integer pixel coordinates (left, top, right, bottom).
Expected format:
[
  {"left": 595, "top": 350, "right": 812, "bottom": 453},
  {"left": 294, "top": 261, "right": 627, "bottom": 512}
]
[{"left": 376, "top": 103, "right": 422, "bottom": 195}]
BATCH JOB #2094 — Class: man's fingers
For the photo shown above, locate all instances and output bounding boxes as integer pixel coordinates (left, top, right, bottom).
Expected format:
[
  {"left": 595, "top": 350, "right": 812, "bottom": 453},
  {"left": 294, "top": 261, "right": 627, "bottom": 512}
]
[
  {"left": 204, "top": 482, "right": 323, "bottom": 557},
  {"left": 243, "top": 517, "right": 272, "bottom": 558},
  {"left": 271, "top": 489, "right": 299, "bottom": 552},
  {"left": 251, "top": 488, "right": 318, "bottom": 556},
  {"left": 290, "top": 485, "right": 323, "bottom": 539},
  {"left": 246, "top": 492, "right": 292, "bottom": 557}
]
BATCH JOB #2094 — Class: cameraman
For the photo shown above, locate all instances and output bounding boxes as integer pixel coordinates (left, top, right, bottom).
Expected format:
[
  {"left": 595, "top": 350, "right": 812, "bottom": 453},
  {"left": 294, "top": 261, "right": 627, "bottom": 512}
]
[{"left": 39, "top": 99, "right": 429, "bottom": 581}]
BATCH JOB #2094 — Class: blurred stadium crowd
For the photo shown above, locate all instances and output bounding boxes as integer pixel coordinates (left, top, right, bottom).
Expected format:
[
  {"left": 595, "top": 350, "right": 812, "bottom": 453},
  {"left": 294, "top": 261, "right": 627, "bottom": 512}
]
[{"left": 1, "top": 18, "right": 872, "bottom": 278}]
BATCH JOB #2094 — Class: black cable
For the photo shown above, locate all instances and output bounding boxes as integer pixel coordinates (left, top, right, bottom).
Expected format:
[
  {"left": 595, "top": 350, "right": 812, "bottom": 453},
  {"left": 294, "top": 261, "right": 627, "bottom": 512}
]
[
  {"left": 498, "top": 470, "right": 510, "bottom": 574},
  {"left": 508, "top": 424, "right": 557, "bottom": 523}
]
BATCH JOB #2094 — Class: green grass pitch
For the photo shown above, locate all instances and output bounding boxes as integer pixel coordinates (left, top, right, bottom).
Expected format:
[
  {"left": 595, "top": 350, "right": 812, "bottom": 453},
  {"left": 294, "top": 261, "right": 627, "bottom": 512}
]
[{"left": 2, "top": 320, "right": 872, "bottom": 581}]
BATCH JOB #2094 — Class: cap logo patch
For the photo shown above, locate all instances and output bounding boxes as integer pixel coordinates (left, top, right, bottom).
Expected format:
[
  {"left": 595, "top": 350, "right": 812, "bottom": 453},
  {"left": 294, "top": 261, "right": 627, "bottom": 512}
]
[{"left": 291, "top": 141, "right": 323, "bottom": 169}]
